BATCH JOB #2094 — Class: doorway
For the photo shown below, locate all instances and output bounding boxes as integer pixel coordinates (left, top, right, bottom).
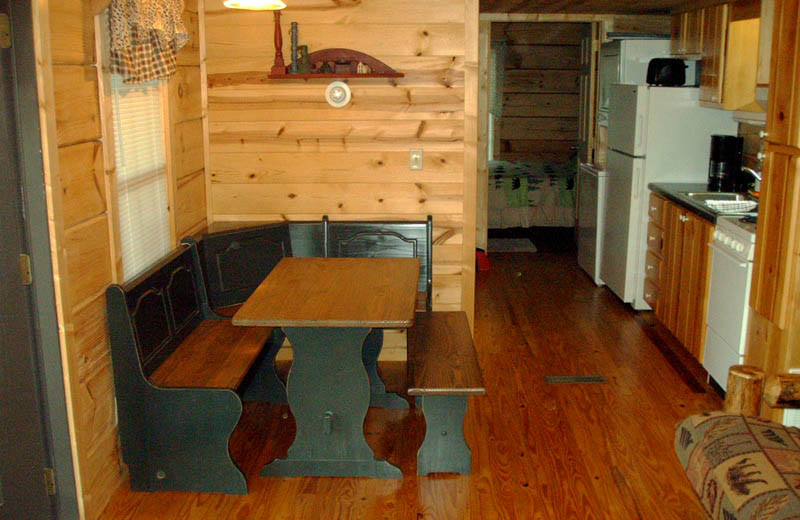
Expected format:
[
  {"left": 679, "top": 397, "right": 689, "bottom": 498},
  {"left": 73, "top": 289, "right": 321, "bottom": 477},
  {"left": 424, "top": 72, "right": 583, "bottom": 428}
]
[
  {"left": 479, "top": 22, "right": 597, "bottom": 255},
  {"left": 0, "top": 1, "right": 78, "bottom": 518}
]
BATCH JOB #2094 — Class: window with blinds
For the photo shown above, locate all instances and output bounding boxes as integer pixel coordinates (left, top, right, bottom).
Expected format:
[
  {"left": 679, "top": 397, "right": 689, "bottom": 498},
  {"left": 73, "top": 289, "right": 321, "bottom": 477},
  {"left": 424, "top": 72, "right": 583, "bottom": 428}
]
[{"left": 110, "top": 75, "right": 171, "bottom": 281}]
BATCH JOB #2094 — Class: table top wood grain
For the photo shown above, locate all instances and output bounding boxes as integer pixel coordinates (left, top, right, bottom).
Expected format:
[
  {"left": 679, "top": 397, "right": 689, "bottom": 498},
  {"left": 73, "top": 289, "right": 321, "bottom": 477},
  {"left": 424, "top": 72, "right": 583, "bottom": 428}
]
[{"left": 232, "top": 257, "right": 420, "bottom": 328}]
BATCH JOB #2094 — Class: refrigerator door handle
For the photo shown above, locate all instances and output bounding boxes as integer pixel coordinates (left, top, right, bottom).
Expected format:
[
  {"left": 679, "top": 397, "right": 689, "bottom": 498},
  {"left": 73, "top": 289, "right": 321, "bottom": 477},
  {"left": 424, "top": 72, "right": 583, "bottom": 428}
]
[
  {"left": 632, "top": 162, "right": 642, "bottom": 199},
  {"left": 635, "top": 114, "right": 645, "bottom": 150}
]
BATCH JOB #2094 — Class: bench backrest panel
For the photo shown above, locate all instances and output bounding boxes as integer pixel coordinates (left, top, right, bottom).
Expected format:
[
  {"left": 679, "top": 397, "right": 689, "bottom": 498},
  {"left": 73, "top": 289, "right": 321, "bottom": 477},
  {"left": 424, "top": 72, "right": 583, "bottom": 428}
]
[
  {"left": 196, "top": 217, "right": 432, "bottom": 311},
  {"left": 326, "top": 217, "right": 432, "bottom": 311},
  {"left": 120, "top": 247, "right": 204, "bottom": 377},
  {"left": 288, "top": 221, "right": 326, "bottom": 258},
  {"left": 201, "top": 223, "right": 292, "bottom": 309}
]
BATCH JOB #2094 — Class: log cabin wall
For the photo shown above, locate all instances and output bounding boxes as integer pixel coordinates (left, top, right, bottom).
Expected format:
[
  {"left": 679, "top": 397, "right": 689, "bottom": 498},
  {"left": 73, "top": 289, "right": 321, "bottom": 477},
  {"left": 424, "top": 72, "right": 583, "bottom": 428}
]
[
  {"left": 37, "top": 1, "right": 206, "bottom": 517},
  {"left": 203, "top": 0, "right": 470, "bottom": 313},
  {"left": 171, "top": 2, "right": 209, "bottom": 239},
  {"left": 491, "top": 23, "right": 581, "bottom": 163}
]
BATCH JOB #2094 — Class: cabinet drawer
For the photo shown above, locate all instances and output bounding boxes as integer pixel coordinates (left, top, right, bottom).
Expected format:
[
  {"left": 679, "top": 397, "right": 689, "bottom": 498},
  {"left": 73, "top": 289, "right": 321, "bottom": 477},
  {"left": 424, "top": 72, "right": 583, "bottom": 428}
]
[
  {"left": 644, "top": 250, "right": 662, "bottom": 284},
  {"left": 648, "top": 193, "right": 665, "bottom": 225},
  {"left": 643, "top": 278, "right": 659, "bottom": 309},
  {"left": 646, "top": 222, "right": 664, "bottom": 255}
]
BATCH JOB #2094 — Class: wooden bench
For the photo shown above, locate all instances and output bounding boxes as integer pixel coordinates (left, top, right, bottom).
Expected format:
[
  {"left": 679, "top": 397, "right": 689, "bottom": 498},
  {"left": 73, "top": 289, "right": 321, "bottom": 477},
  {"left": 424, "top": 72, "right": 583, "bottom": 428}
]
[
  {"left": 105, "top": 241, "right": 284, "bottom": 494},
  {"left": 407, "top": 311, "right": 485, "bottom": 475}
]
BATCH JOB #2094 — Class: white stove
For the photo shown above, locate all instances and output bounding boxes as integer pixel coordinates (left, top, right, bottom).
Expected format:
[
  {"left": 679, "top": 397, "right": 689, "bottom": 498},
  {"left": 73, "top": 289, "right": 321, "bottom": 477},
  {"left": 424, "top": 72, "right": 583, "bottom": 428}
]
[
  {"left": 704, "top": 216, "right": 757, "bottom": 390},
  {"left": 713, "top": 216, "right": 757, "bottom": 262}
]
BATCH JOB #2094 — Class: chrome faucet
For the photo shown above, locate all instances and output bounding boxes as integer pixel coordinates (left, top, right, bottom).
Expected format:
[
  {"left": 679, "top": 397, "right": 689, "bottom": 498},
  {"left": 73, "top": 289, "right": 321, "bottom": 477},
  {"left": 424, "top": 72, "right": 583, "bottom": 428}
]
[
  {"left": 741, "top": 167, "right": 762, "bottom": 181},
  {"left": 741, "top": 167, "right": 762, "bottom": 191}
]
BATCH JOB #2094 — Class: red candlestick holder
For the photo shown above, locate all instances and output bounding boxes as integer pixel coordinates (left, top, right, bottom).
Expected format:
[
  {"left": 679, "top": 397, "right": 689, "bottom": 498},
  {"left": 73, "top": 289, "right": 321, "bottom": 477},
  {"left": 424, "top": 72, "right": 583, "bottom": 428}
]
[{"left": 270, "top": 10, "right": 287, "bottom": 76}]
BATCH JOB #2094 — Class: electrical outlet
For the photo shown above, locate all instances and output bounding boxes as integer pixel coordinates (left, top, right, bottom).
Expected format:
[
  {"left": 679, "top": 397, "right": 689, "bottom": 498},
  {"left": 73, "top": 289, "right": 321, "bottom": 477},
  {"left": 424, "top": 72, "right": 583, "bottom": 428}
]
[{"left": 410, "top": 149, "right": 423, "bottom": 171}]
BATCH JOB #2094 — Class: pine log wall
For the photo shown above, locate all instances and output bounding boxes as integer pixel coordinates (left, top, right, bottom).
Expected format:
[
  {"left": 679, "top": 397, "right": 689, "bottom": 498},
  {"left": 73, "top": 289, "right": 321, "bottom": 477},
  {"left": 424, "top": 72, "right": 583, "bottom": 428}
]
[
  {"left": 203, "top": 0, "right": 468, "bottom": 314},
  {"left": 492, "top": 23, "right": 581, "bottom": 163},
  {"left": 39, "top": 1, "right": 206, "bottom": 517}
]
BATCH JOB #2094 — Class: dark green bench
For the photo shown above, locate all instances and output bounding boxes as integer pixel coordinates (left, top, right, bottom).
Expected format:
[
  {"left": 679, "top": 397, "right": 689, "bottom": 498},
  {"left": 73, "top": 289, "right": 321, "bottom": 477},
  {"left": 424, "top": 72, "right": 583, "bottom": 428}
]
[
  {"left": 407, "top": 311, "right": 485, "bottom": 475},
  {"left": 105, "top": 241, "right": 284, "bottom": 494}
]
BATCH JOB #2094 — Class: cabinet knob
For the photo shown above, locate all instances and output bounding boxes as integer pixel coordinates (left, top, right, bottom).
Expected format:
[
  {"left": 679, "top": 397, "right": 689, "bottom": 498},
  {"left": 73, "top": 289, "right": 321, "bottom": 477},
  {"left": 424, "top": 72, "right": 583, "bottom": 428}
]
[
  {"left": 757, "top": 152, "right": 766, "bottom": 161},
  {"left": 645, "top": 292, "right": 652, "bottom": 299},
  {"left": 647, "top": 265, "right": 654, "bottom": 271},
  {"left": 759, "top": 130, "right": 768, "bottom": 139},
  {"left": 649, "top": 235, "right": 656, "bottom": 241},
  {"left": 651, "top": 206, "right": 658, "bottom": 212}
]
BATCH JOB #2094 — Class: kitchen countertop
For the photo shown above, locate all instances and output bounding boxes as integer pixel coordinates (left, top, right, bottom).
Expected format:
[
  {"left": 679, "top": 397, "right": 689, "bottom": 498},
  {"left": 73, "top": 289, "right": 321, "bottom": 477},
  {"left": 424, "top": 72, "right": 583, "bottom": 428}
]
[{"left": 648, "top": 182, "right": 726, "bottom": 223}]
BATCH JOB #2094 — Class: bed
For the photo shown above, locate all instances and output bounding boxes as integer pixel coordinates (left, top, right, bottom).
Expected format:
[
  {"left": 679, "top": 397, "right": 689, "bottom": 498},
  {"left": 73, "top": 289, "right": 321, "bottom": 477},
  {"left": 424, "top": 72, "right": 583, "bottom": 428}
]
[{"left": 488, "top": 160, "right": 577, "bottom": 229}]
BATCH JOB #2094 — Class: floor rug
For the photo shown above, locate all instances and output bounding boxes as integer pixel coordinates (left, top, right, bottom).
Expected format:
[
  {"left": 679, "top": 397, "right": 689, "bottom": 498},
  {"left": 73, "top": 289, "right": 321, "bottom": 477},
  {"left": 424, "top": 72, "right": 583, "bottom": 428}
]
[{"left": 487, "top": 238, "right": 537, "bottom": 253}]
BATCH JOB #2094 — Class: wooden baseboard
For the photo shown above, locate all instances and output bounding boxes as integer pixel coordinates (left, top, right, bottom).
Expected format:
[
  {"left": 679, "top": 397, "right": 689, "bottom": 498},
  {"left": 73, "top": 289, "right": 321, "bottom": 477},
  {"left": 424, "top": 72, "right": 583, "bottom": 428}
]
[{"left": 635, "top": 312, "right": 721, "bottom": 398}]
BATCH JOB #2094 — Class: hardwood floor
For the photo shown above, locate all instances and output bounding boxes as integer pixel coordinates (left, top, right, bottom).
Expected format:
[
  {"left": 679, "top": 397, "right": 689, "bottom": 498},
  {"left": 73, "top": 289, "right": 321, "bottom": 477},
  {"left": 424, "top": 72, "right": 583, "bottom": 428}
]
[{"left": 100, "top": 238, "right": 721, "bottom": 519}]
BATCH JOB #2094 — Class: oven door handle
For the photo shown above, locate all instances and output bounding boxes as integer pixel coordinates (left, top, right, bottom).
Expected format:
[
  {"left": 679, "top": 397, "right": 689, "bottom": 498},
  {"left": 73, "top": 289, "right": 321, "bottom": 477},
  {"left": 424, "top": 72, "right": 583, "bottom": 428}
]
[{"left": 708, "top": 242, "right": 748, "bottom": 268}]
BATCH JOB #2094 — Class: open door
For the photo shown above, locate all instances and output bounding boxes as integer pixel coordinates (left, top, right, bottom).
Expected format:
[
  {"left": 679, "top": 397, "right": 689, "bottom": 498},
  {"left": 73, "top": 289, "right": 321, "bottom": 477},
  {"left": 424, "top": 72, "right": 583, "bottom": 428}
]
[
  {"left": 578, "top": 23, "right": 599, "bottom": 164},
  {"left": 0, "top": 1, "right": 78, "bottom": 518}
]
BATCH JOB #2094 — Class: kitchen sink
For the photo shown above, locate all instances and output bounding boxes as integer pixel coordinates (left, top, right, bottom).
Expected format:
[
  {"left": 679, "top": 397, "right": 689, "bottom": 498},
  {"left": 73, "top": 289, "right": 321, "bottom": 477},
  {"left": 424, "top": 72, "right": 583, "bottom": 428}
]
[
  {"left": 679, "top": 191, "right": 758, "bottom": 216},
  {"left": 683, "top": 192, "right": 750, "bottom": 202}
]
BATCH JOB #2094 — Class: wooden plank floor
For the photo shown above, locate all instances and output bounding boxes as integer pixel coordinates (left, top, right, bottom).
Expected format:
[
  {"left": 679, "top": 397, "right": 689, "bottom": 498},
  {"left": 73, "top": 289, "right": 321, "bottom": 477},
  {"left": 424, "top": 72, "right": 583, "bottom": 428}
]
[{"left": 100, "top": 238, "right": 721, "bottom": 519}]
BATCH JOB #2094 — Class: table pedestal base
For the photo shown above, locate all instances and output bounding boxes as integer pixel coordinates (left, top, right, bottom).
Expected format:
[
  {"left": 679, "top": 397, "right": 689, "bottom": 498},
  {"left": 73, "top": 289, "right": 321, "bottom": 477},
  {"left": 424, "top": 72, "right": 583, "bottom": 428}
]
[
  {"left": 262, "top": 326, "right": 401, "bottom": 478},
  {"left": 363, "top": 329, "right": 409, "bottom": 409},
  {"left": 417, "top": 395, "right": 471, "bottom": 475}
]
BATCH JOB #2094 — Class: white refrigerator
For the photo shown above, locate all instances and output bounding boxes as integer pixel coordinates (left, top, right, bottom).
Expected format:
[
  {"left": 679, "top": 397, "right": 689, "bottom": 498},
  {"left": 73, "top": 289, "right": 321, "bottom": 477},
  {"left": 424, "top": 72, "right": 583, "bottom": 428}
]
[
  {"left": 598, "top": 38, "right": 671, "bottom": 125},
  {"left": 600, "top": 84, "right": 737, "bottom": 310}
]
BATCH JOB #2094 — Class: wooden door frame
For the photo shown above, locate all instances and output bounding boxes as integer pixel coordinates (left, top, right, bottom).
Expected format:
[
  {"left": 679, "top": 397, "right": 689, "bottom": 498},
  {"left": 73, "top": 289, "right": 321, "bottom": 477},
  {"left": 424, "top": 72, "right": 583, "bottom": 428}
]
[{"left": 476, "top": 15, "right": 605, "bottom": 250}]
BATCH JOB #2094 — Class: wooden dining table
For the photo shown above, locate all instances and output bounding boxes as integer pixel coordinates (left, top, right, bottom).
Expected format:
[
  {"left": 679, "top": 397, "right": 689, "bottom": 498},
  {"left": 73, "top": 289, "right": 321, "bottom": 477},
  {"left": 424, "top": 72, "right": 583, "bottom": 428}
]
[{"left": 232, "top": 256, "right": 420, "bottom": 478}]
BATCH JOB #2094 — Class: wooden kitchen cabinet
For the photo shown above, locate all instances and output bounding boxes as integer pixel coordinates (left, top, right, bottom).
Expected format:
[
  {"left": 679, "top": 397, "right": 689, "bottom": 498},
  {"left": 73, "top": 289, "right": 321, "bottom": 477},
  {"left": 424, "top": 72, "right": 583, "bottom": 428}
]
[
  {"left": 699, "top": 2, "right": 761, "bottom": 111},
  {"left": 767, "top": 0, "right": 800, "bottom": 149},
  {"left": 757, "top": 0, "right": 774, "bottom": 87},
  {"left": 675, "top": 211, "right": 714, "bottom": 360},
  {"left": 750, "top": 150, "right": 800, "bottom": 329},
  {"left": 699, "top": 4, "right": 728, "bottom": 105},
  {"left": 647, "top": 194, "right": 714, "bottom": 361},
  {"left": 657, "top": 201, "right": 683, "bottom": 331},
  {"left": 671, "top": 10, "right": 704, "bottom": 57}
]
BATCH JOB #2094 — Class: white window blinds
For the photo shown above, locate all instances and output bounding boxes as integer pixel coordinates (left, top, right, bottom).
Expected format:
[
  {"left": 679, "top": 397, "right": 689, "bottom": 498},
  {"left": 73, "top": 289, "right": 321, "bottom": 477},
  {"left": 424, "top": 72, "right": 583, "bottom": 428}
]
[{"left": 110, "top": 74, "right": 171, "bottom": 281}]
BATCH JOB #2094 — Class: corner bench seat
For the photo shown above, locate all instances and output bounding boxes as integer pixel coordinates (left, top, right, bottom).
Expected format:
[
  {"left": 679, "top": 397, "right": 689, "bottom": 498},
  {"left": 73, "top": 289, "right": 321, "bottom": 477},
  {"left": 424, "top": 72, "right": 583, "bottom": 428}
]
[
  {"left": 106, "top": 243, "right": 284, "bottom": 495},
  {"left": 149, "top": 319, "right": 273, "bottom": 389},
  {"left": 407, "top": 311, "right": 485, "bottom": 475}
]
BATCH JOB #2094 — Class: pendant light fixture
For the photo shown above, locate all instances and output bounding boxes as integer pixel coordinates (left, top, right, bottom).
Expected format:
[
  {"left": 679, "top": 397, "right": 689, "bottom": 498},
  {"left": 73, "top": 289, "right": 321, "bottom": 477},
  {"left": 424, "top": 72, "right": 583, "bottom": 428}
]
[{"left": 223, "top": 0, "right": 286, "bottom": 9}]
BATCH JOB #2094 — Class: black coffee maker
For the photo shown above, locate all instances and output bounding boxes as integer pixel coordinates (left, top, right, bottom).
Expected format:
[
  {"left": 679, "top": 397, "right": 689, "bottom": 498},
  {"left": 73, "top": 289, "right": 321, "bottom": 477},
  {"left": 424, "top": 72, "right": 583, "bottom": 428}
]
[{"left": 707, "top": 135, "right": 744, "bottom": 192}]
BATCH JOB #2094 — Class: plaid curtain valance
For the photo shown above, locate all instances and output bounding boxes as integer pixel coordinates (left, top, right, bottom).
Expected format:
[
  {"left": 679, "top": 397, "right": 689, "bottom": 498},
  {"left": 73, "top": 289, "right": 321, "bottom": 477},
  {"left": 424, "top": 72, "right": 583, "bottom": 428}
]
[{"left": 109, "top": 0, "right": 189, "bottom": 84}]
